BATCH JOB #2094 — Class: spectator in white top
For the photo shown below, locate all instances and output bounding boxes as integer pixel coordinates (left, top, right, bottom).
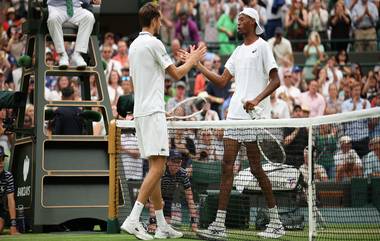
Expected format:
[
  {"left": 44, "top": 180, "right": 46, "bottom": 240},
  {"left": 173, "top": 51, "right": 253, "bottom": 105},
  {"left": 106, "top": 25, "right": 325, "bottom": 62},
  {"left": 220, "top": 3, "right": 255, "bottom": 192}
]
[
  {"left": 363, "top": 136, "right": 380, "bottom": 178},
  {"left": 102, "top": 45, "right": 122, "bottom": 79},
  {"left": 166, "top": 81, "right": 189, "bottom": 114},
  {"left": 270, "top": 92, "right": 290, "bottom": 119},
  {"left": 308, "top": 0, "right": 329, "bottom": 40},
  {"left": 276, "top": 70, "right": 301, "bottom": 111},
  {"left": 335, "top": 136, "right": 363, "bottom": 182},
  {"left": 268, "top": 27, "right": 293, "bottom": 67},
  {"left": 248, "top": 0, "right": 267, "bottom": 27}
]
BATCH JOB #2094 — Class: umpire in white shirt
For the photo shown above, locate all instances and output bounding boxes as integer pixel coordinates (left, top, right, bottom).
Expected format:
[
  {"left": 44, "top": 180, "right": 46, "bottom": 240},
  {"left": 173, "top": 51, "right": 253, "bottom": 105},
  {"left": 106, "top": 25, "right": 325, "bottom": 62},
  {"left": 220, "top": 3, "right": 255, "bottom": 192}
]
[{"left": 47, "top": 0, "right": 101, "bottom": 69}]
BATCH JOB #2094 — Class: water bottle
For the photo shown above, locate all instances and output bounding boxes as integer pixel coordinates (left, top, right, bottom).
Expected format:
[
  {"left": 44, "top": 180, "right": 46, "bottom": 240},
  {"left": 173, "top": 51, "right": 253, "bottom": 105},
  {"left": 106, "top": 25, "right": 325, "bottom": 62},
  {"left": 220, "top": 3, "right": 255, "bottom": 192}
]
[{"left": 16, "top": 205, "right": 26, "bottom": 233}]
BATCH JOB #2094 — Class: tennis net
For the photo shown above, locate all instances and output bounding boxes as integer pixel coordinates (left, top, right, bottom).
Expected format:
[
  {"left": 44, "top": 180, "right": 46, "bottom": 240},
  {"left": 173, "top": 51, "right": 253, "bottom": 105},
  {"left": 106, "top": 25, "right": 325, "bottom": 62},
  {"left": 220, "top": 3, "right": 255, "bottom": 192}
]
[{"left": 108, "top": 108, "right": 380, "bottom": 241}]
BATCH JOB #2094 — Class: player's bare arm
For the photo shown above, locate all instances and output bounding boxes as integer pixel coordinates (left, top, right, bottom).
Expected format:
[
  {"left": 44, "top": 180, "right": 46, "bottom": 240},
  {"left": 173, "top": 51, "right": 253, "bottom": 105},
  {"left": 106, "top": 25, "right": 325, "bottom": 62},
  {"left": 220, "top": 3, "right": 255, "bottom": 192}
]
[
  {"left": 243, "top": 68, "right": 280, "bottom": 111},
  {"left": 196, "top": 62, "right": 233, "bottom": 88},
  {"left": 166, "top": 46, "right": 206, "bottom": 81}
]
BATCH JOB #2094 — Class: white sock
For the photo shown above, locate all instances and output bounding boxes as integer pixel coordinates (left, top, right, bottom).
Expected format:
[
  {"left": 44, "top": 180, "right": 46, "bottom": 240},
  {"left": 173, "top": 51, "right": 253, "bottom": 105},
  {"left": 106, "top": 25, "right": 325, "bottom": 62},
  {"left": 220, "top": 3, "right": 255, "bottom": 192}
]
[
  {"left": 129, "top": 201, "right": 144, "bottom": 221},
  {"left": 155, "top": 209, "right": 167, "bottom": 228},
  {"left": 269, "top": 206, "right": 281, "bottom": 223},
  {"left": 215, "top": 210, "right": 227, "bottom": 227}
]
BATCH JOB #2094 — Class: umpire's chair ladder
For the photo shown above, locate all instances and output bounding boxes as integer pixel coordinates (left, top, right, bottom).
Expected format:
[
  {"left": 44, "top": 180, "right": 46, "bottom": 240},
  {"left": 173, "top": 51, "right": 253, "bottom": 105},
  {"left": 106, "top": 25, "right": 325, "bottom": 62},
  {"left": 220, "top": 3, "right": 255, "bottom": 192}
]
[{"left": 11, "top": 0, "right": 113, "bottom": 232}]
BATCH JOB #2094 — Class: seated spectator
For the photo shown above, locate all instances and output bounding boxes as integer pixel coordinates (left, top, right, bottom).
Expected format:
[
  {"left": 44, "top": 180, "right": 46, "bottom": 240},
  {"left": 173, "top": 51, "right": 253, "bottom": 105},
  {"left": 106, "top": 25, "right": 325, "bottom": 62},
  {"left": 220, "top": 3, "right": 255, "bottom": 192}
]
[
  {"left": 268, "top": 27, "right": 293, "bottom": 67},
  {"left": 175, "top": 11, "right": 200, "bottom": 46},
  {"left": 47, "top": 76, "right": 71, "bottom": 101},
  {"left": 277, "top": 53, "right": 294, "bottom": 85},
  {"left": 206, "top": 77, "right": 231, "bottom": 119},
  {"left": 315, "top": 124, "right": 338, "bottom": 178},
  {"left": 47, "top": 0, "right": 100, "bottom": 69},
  {"left": 120, "top": 128, "right": 143, "bottom": 181},
  {"left": 324, "top": 83, "right": 342, "bottom": 115},
  {"left": 363, "top": 137, "right": 380, "bottom": 178},
  {"left": 112, "top": 39, "right": 128, "bottom": 68},
  {"left": 99, "top": 32, "right": 117, "bottom": 54},
  {"left": 2, "top": 7, "right": 17, "bottom": 32},
  {"left": 329, "top": 1, "right": 351, "bottom": 52},
  {"left": 325, "top": 56, "right": 343, "bottom": 89},
  {"left": 284, "top": 105, "right": 308, "bottom": 168},
  {"left": 334, "top": 136, "right": 363, "bottom": 182},
  {"left": 25, "top": 104, "right": 35, "bottom": 127},
  {"left": 292, "top": 65, "right": 307, "bottom": 92},
  {"left": 308, "top": 0, "right": 329, "bottom": 41},
  {"left": 148, "top": 149, "right": 198, "bottom": 232},
  {"left": 270, "top": 92, "right": 290, "bottom": 119},
  {"left": 335, "top": 50, "right": 351, "bottom": 76},
  {"left": 121, "top": 79, "right": 133, "bottom": 95},
  {"left": 0, "top": 145, "right": 19, "bottom": 235},
  {"left": 197, "top": 130, "right": 221, "bottom": 162},
  {"left": 298, "top": 80, "right": 326, "bottom": 117},
  {"left": 216, "top": 5, "right": 238, "bottom": 55},
  {"left": 166, "top": 81, "right": 190, "bottom": 114},
  {"left": 102, "top": 45, "right": 122, "bottom": 79},
  {"left": 299, "top": 146, "right": 328, "bottom": 183},
  {"left": 285, "top": 0, "right": 308, "bottom": 51},
  {"left": 6, "top": 24, "right": 25, "bottom": 60},
  {"left": 341, "top": 82, "right": 371, "bottom": 157},
  {"left": 361, "top": 71, "right": 378, "bottom": 102},
  {"left": 351, "top": 0, "right": 378, "bottom": 52},
  {"left": 107, "top": 70, "right": 123, "bottom": 107},
  {"left": 303, "top": 32, "right": 325, "bottom": 82},
  {"left": 52, "top": 87, "right": 84, "bottom": 135},
  {"left": 194, "top": 100, "right": 220, "bottom": 121},
  {"left": 277, "top": 70, "right": 301, "bottom": 110}
]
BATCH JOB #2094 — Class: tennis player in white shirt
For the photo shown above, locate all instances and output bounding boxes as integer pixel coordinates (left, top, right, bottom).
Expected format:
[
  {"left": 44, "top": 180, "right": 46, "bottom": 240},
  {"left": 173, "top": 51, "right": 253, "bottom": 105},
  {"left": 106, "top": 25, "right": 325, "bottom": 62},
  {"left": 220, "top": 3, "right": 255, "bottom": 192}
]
[
  {"left": 195, "top": 7, "right": 285, "bottom": 239},
  {"left": 120, "top": 2, "right": 206, "bottom": 240}
]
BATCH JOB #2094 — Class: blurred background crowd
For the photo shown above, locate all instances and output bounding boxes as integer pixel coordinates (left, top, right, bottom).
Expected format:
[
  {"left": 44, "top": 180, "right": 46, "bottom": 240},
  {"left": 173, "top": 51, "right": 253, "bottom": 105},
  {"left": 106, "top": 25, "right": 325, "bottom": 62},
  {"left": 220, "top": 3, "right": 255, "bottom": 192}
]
[{"left": 0, "top": 0, "right": 380, "bottom": 180}]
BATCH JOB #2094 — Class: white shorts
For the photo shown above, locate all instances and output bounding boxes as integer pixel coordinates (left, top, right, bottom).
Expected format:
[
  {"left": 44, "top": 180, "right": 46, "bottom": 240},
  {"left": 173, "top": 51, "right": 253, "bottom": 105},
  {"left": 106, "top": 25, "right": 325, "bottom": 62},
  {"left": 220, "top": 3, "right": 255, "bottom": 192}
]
[{"left": 134, "top": 112, "right": 169, "bottom": 159}]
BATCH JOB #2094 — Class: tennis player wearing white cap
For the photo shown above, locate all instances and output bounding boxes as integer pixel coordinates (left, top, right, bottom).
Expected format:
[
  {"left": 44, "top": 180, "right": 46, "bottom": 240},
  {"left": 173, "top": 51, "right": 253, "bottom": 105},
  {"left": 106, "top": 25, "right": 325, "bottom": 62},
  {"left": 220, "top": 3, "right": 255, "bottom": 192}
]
[{"left": 196, "top": 8, "right": 285, "bottom": 239}]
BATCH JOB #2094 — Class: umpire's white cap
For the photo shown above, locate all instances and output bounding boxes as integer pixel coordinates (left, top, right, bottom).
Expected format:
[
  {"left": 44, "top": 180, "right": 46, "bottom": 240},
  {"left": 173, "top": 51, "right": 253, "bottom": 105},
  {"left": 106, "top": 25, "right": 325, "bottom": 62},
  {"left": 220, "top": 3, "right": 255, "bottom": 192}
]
[{"left": 239, "top": 8, "right": 264, "bottom": 35}]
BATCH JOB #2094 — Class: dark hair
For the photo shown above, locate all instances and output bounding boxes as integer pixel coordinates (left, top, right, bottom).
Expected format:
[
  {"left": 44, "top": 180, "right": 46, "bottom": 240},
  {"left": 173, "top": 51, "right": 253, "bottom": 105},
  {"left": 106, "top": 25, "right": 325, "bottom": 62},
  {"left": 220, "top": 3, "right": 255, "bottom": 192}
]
[
  {"left": 138, "top": 2, "right": 161, "bottom": 28},
  {"left": 61, "top": 86, "right": 74, "bottom": 98}
]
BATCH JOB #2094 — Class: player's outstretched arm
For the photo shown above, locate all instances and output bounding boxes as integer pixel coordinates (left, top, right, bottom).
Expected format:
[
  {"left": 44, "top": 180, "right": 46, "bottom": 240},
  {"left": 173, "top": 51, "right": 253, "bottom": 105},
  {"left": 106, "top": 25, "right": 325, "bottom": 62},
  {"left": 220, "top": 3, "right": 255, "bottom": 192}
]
[
  {"left": 196, "top": 62, "right": 233, "bottom": 88},
  {"left": 166, "top": 46, "right": 206, "bottom": 81}
]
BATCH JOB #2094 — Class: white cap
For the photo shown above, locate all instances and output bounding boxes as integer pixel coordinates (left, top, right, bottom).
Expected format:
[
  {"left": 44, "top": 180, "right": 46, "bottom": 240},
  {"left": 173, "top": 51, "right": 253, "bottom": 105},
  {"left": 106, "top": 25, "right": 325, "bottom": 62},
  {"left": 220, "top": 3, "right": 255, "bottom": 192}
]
[
  {"left": 339, "top": 136, "right": 352, "bottom": 144},
  {"left": 239, "top": 8, "right": 264, "bottom": 35}
]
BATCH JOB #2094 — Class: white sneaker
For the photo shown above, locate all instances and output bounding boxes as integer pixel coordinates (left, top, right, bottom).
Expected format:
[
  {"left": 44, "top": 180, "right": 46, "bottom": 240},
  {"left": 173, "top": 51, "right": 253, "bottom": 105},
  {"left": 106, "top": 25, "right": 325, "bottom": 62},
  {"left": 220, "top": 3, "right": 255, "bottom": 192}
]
[
  {"left": 71, "top": 52, "right": 87, "bottom": 70},
  {"left": 154, "top": 225, "right": 183, "bottom": 239},
  {"left": 120, "top": 217, "right": 153, "bottom": 240},
  {"left": 196, "top": 221, "right": 227, "bottom": 240},
  {"left": 257, "top": 221, "right": 285, "bottom": 239},
  {"left": 58, "top": 52, "right": 69, "bottom": 69}
]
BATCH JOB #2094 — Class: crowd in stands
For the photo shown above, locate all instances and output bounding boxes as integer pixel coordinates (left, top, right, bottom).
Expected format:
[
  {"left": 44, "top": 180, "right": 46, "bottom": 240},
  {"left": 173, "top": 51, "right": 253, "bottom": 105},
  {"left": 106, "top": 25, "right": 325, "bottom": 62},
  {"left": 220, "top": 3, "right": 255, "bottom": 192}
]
[{"left": 0, "top": 1, "right": 380, "bottom": 182}]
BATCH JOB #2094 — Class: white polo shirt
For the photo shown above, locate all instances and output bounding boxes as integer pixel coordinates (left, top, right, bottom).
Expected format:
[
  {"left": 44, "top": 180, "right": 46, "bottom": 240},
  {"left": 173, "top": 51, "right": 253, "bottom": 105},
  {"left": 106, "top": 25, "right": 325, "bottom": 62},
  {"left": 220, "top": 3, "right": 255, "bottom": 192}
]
[
  {"left": 225, "top": 38, "right": 278, "bottom": 120},
  {"left": 129, "top": 32, "right": 173, "bottom": 117}
]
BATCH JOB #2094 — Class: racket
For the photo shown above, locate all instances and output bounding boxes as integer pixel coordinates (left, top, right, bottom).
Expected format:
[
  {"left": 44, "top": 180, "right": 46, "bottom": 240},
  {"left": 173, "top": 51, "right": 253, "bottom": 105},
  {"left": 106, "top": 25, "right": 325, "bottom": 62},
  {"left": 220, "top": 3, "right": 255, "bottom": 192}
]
[
  {"left": 244, "top": 104, "right": 287, "bottom": 165},
  {"left": 167, "top": 95, "right": 207, "bottom": 120}
]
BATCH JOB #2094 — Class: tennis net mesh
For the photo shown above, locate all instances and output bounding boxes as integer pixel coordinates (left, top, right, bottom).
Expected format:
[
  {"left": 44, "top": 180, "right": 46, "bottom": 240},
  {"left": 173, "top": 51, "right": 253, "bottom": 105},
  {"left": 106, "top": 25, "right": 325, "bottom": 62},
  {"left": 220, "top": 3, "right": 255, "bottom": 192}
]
[{"left": 108, "top": 108, "right": 380, "bottom": 241}]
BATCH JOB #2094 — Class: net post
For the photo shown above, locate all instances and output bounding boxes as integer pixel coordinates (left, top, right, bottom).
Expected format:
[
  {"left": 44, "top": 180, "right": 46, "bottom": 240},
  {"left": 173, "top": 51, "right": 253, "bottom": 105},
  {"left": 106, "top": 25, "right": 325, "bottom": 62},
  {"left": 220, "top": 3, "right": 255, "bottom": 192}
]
[
  {"left": 107, "top": 119, "right": 120, "bottom": 233},
  {"left": 308, "top": 125, "right": 315, "bottom": 241}
]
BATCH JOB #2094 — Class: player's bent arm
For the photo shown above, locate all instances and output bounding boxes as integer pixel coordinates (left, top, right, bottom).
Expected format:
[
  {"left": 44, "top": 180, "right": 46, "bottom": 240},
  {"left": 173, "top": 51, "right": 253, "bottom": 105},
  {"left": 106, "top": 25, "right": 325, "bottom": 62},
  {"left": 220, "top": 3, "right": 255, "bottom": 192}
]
[
  {"left": 254, "top": 68, "right": 281, "bottom": 103},
  {"left": 196, "top": 62, "right": 233, "bottom": 88},
  {"left": 166, "top": 61, "right": 194, "bottom": 81}
]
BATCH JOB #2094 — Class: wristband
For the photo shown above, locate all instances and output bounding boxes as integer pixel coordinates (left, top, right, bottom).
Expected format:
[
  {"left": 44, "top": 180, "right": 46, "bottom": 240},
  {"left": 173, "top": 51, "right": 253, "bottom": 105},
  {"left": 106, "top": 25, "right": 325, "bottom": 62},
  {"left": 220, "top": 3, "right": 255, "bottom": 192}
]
[
  {"left": 10, "top": 219, "right": 17, "bottom": 227},
  {"left": 149, "top": 217, "right": 157, "bottom": 225},
  {"left": 190, "top": 217, "right": 198, "bottom": 224}
]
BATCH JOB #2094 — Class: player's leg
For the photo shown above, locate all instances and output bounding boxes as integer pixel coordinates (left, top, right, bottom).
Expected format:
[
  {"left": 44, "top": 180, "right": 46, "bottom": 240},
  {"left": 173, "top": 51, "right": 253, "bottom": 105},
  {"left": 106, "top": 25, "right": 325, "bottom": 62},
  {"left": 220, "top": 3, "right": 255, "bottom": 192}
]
[
  {"left": 246, "top": 142, "right": 285, "bottom": 238},
  {"left": 153, "top": 186, "right": 183, "bottom": 239},
  {"left": 197, "top": 138, "right": 241, "bottom": 240},
  {"left": 121, "top": 113, "right": 169, "bottom": 240}
]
